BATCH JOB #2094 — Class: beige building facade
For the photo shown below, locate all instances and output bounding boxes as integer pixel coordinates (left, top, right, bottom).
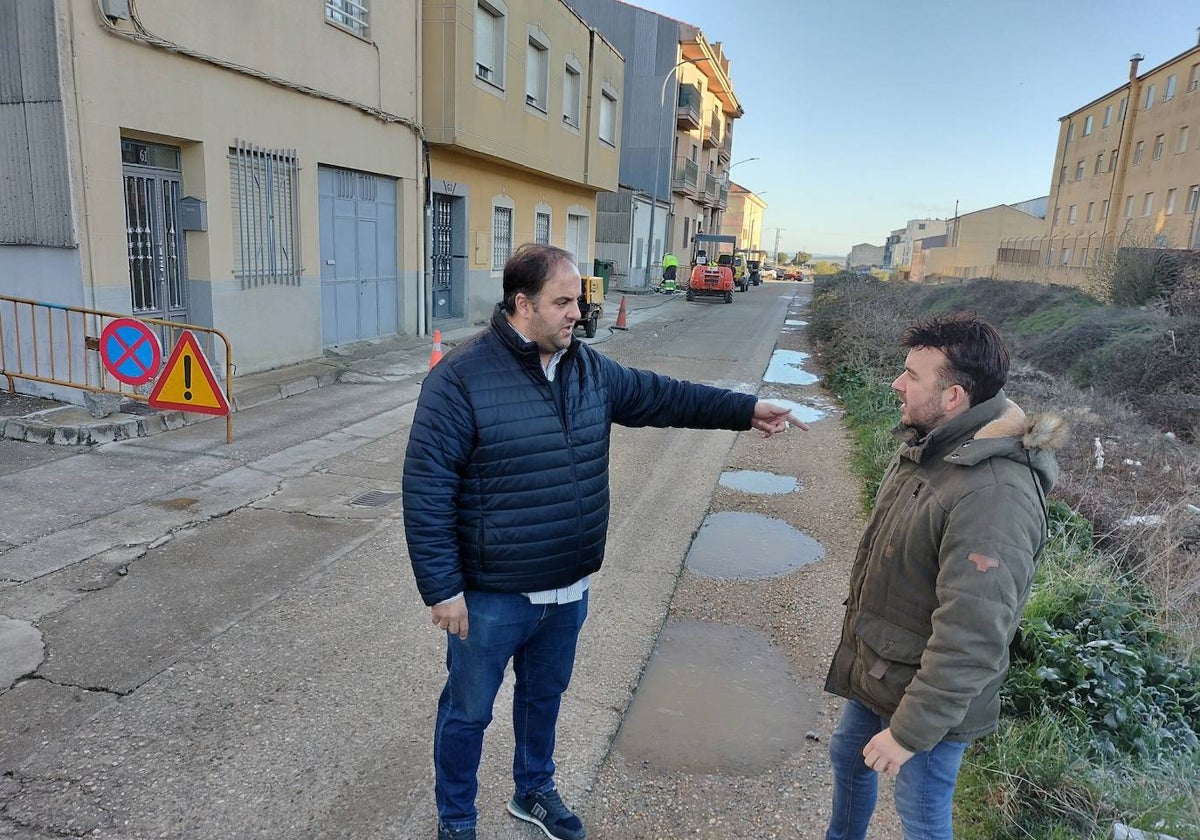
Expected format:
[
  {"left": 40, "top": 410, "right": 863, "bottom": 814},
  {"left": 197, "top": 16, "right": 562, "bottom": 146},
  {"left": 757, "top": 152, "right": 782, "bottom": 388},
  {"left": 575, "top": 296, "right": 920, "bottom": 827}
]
[
  {"left": 997, "top": 42, "right": 1200, "bottom": 285},
  {"left": 916, "top": 205, "right": 1044, "bottom": 281},
  {"left": 422, "top": 0, "right": 621, "bottom": 326},
  {"left": 1, "top": 0, "right": 425, "bottom": 386},
  {"left": 719, "top": 183, "right": 767, "bottom": 253},
  {"left": 669, "top": 27, "right": 743, "bottom": 259}
]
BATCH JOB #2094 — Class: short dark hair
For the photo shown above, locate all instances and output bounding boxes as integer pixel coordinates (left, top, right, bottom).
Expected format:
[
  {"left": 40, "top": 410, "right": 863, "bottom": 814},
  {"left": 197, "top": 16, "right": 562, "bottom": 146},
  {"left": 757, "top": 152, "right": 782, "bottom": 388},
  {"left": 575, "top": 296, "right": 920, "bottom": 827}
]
[
  {"left": 901, "top": 312, "right": 1009, "bottom": 405},
  {"left": 502, "top": 243, "right": 577, "bottom": 314}
]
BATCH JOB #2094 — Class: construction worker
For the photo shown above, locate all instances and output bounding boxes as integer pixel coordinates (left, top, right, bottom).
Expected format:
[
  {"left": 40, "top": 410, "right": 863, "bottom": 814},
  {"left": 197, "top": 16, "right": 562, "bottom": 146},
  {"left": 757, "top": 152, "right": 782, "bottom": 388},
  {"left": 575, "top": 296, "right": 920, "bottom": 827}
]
[{"left": 660, "top": 252, "right": 679, "bottom": 293}]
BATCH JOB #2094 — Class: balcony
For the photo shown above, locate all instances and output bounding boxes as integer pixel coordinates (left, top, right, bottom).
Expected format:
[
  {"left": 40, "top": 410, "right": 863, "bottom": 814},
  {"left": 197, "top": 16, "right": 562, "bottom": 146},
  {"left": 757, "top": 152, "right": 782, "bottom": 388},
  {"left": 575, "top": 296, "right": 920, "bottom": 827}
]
[
  {"left": 675, "top": 83, "right": 702, "bottom": 130},
  {"left": 718, "top": 128, "right": 732, "bottom": 164},
  {"left": 703, "top": 115, "right": 720, "bottom": 148},
  {"left": 717, "top": 182, "right": 729, "bottom": 210},
  {"left": 700, "top": 172, "right": 719, "bottom": 206},
  {"left": 672, "top": 156, "right": 699, "bottom": 197}
]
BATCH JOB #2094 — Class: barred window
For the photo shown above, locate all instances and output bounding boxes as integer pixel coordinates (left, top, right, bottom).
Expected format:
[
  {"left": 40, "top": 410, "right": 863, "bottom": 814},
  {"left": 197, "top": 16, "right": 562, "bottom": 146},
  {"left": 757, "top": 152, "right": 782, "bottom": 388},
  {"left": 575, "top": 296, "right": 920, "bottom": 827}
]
[
  {"left": 492, "top": 206, "right": 513, "bottom": 270},
  {"left": 326, "top": 0, "right": 369, "bottom": 39},
  {"left": 535, "top": 211, "right": 551, "bottom": 244},
  {"left": 230, "top": 140, "right": 301, "bottom": 287}
]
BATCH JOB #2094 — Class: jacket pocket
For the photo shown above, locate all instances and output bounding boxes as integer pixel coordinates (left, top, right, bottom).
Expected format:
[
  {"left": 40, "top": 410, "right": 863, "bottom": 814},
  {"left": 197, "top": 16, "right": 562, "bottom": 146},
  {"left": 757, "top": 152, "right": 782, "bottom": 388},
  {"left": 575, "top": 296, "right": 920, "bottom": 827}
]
[
  {"left": 855, "top": 610, "right": 928, "bottom": 664},
  {"left": 853, "top": 610, "right": 929, "bottom": 711}
]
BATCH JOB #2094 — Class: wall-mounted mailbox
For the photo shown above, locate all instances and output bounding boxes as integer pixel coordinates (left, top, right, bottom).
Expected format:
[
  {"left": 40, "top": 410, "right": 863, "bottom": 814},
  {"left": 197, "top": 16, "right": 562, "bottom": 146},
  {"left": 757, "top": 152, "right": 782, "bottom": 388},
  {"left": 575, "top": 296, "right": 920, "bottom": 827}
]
[{"left": 180, "top": 196, "right": 207, "bottom": 231}]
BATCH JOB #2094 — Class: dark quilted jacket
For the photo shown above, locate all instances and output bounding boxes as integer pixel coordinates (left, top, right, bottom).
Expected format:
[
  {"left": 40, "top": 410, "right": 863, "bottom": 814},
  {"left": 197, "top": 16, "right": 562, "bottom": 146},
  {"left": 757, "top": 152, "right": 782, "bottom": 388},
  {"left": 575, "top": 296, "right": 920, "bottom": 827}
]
[{"left": 403, "top": 304, "right": 756, "bottom": 606}]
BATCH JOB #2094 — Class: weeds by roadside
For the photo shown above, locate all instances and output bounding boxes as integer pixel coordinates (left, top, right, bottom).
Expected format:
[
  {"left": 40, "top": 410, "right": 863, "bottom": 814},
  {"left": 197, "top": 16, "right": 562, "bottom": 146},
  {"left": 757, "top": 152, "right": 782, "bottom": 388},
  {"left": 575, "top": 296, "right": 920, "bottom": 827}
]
[{"left": 810, "top": 272, "right": 1200, "bottom": 838}]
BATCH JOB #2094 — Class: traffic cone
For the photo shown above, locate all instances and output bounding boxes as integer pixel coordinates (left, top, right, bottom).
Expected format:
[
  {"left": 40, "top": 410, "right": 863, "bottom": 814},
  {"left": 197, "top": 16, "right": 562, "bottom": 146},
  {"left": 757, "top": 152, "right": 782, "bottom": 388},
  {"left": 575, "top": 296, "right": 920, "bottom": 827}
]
[
  {"left": 613, "top": 295, "right": 629, "bottom": 330},
  {"left": 428, "top": 329, "right": 443, "bottom": 369}
]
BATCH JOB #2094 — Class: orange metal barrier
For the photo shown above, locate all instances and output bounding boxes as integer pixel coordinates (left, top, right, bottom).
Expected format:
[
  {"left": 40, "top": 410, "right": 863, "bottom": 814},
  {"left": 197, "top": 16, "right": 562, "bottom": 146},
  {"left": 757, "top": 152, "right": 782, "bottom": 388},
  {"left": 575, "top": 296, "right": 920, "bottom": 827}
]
[{"left": 0, "top": 295, "right": 234, "bottom": 443}]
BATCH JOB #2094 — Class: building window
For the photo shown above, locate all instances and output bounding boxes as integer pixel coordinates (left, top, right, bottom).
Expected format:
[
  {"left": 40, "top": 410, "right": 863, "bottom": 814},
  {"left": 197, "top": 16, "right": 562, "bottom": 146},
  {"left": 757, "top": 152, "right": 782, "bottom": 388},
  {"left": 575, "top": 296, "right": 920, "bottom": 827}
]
[
  {"left": 1058, "top": 164, "right": 1067, "bottom": 184},
  {"left": 1144, "top": 84, "right": 1155, "bottom": 110},
  {"left": 1083, "top": 115, "right": 1094, "bottom": 136},
  {"left": 1153, "top": 134, "right": 1164, "bottom": 160},
  {"left": 1081, "top": 247, "right": 1089, "bottom": 267},
  {"left": 1052, "top": 206, "right": 1061, "bottom": 226},
  {"left": 1095, "top": 153, "right": 1104, "bottom": 175},
  {"left": 1191, "top": 63, "right": 1200, "bottom": 93},
  {"left": 1133, "top": 140, "right": 1144, "bottom": 164},
  {"left": 525, "top": 29, "right": 549, "bottom": 111},
  {"left": 1124, "top": 195, "right": 1134, "bottom": 218},
  {"left": 1066, "top": 123, "right": 1075, "bottom": 143},
  {"left": 1061, "top": 248, "right": 1071, "bottom": 266},
  {"left": 1142, "top": 192, "right": 1154, "bottom": 217},
  {"left": 1110, "top": 149, "right": 1119, "bottom": 170},
  {"left": 1103, "top": 104, "right": 1113, "bottom": 127},
  {"left": 1178, "top": 126, "right": 1190, "bottom": 154},
  {"left": 1118, "top": 97, "right": 1128, "bottom": 121},
  {"left": 229, "top": 141, "right": 300, "bottom": 287},
  {"left": 492, "top": 205, "right": 513, "bottom": 270},
  {"left": 1166, "top": 188, "right": 1177, "bottom": 215},
  {"left": 534, "top": 210, "right": 551, "bottom": 244},
  {"left": 599, "top": 87, "right": 617, "bottom": 146},
  {"left": 1101, "top": 199, "right": 1110, "bottom": 220},
  {"left": 563, "top": 61, "right": 582, "bottom": 128},
  {"left": 1075, "top": 160, "right": 1085, "bottom": 180},
  {"left": 474, "top": 1, "right": 506, "bottom": 87},
  {"left": 325, "top": 0, "right": 369, "bottom": 39},
  {"left": 1165, "top": 74, "right": 1177, "bottom": 102},
  {"left": 1086, "top": 202, "right": 1096, "bottom": 222},
  {"left": 1067, "top": 204, "right": 1078, "bottom": 224},
  {"left": 1189, "top": 185, "right": 1200, "bottom": 214}
]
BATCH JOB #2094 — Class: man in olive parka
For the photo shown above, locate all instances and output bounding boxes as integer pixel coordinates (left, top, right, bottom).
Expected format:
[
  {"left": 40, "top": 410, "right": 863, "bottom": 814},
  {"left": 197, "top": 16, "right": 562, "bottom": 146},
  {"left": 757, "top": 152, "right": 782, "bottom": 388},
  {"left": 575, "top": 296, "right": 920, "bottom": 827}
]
[{"left": 824, "top": 312, "right": 1065, "bottom": 840}]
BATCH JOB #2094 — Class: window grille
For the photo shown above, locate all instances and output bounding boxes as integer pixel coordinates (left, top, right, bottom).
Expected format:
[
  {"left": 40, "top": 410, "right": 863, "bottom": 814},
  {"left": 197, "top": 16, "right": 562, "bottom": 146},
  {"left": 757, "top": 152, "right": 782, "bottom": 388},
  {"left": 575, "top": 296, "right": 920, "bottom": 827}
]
[
  {"left": 492, "top": 207, "right": 513, "bottom": 270},
  {"left": 230, "top": 140, "right": 301, "bottom": 288},
  {"left": 535, "top": 211, "right": 551, "bottom": 244},
  {"left": 326, "top": 0, "right": 369, "bottom": 38}
]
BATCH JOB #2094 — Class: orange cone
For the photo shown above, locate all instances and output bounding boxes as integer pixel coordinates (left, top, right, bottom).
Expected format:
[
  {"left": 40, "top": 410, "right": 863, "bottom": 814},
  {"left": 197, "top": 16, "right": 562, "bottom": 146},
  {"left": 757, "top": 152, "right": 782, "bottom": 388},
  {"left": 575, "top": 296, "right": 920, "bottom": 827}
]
[
  {"left": 613, "top": 295, "right": 628, "bottom": 330},
  {"left": 428, "top": 329, "right": 444, "bottom": 369}
]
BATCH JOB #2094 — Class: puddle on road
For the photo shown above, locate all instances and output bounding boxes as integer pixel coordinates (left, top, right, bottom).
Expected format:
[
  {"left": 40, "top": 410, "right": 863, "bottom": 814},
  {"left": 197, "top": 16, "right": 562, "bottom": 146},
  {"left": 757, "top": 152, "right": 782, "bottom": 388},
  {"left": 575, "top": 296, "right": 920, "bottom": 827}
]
[
  {"left": 614, "top": 620, "right": 817, "bottom": 774},
  {"left": 686, "top": 512, "right": 825, "bottom": 579},
  {"left": 784, "top": 318, "right": 808, "bottom": 327},
  {"left": 763, "top": 350, "right": 819, "bottom": 386},
  {"left": 719, "top": 470, "right": 800, "bottom": 495}
]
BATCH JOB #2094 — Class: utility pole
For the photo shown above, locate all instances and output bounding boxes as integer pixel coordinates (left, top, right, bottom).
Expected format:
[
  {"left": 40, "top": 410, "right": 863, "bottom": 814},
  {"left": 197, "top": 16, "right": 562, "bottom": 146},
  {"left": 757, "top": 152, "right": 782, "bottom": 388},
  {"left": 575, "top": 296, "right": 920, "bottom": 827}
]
[{"left": 766, "top": 227, "right": 785, "bottom": 261}]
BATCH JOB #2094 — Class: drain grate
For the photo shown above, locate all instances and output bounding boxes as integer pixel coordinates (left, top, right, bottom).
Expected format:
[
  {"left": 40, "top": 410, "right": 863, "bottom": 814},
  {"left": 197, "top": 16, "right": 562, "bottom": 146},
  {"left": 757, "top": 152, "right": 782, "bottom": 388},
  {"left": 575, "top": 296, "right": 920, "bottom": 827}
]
[{"left": 348, "top": 490, "right": 402, "bottom": 508}]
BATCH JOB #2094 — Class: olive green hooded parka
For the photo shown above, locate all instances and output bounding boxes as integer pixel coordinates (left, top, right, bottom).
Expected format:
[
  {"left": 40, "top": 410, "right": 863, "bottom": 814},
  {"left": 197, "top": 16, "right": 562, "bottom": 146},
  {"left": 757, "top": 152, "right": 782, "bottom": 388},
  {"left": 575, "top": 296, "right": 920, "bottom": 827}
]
[{"left": 825, "top": 390, "right": 1065, "bottom": 754}]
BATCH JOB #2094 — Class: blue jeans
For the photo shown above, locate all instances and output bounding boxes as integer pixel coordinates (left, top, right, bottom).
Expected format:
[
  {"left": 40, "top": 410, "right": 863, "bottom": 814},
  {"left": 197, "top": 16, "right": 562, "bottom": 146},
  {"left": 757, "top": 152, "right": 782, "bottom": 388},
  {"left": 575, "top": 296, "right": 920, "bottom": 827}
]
[
  {"left": 826, "top": 699, "right": 968, "bottom": 840},
  {"left": 434, "top": 589, "right": 588, "bottom": 831}
]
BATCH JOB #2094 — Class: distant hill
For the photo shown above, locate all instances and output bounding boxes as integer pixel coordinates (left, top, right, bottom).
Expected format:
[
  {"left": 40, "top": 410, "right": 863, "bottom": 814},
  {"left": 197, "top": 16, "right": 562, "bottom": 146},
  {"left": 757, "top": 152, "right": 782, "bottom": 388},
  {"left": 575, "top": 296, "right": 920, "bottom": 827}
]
[{"left": 812, "top": 253, "right": 845, "bottom": 262}]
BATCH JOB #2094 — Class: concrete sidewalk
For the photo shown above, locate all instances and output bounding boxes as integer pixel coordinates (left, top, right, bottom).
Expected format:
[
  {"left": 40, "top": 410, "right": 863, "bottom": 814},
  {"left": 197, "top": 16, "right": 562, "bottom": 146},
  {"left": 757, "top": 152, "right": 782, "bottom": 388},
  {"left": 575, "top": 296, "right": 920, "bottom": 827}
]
[{"left": 0, "top": 290, "right": 677, "bottom": 446}]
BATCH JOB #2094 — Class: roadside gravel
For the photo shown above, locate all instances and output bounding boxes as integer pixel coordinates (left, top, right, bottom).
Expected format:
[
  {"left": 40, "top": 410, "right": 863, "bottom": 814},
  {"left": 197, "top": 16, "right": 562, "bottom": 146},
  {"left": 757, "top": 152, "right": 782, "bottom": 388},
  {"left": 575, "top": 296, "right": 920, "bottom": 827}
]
[{"left": 584, "top": 298, "right": 905, "bottom": 839}]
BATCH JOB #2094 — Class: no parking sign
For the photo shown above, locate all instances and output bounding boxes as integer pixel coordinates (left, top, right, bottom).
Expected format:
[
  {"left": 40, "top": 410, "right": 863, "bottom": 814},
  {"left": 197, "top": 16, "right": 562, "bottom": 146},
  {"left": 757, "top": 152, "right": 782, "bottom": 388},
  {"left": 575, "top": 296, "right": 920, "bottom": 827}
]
[{"left": 99, "top": 318, "right": 162, "bottom": 386}]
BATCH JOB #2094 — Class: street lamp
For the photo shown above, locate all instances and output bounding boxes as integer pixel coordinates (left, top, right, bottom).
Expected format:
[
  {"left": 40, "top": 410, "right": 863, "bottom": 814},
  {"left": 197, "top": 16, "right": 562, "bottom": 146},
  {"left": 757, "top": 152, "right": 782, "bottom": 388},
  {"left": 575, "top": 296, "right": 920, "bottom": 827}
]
[{"left": 645, "top": 57, "right": 705, "bottom": 286}]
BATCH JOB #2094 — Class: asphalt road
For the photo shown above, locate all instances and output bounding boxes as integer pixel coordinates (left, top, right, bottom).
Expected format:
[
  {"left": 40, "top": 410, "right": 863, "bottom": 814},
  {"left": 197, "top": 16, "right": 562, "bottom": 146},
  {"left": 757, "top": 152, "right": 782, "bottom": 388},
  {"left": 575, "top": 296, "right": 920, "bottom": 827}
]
[{"left": 0, "top": 283, "right": 807, "bottom": 840}]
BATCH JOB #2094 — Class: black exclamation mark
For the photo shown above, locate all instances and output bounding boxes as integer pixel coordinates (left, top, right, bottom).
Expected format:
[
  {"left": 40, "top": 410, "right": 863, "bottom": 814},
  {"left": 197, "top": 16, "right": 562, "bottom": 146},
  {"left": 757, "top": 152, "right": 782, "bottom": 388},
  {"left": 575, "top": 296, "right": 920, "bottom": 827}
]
[{"left": 183, "top": 355, "right": 192, "bottom": 401}]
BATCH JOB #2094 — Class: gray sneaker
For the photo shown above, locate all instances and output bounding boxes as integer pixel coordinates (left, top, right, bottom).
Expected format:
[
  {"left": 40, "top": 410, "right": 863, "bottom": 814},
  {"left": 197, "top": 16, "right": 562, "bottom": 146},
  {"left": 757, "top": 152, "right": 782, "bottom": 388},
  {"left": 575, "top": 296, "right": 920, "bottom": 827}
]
[
  {"left": 507, "top": 787, "right": 585, "bottom": 840},
  {"left": 437, "top": 823, "right": 476, "bottom": 840}
]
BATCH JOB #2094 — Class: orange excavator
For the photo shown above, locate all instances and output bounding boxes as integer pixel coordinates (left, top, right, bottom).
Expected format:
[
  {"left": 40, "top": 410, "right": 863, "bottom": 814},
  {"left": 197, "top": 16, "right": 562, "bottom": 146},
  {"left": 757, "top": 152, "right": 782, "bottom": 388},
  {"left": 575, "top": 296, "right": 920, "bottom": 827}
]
[{"left": 685, "top": 234, "right": 737, "bottom": 304}]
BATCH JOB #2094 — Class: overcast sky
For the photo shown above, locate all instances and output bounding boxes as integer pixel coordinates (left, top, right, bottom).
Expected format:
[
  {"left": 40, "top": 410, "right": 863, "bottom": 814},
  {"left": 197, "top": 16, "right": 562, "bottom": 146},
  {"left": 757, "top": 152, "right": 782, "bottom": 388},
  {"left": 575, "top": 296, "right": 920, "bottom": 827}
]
[{"left": 636, "top": 0, "right": 1200, "bottom": 257}]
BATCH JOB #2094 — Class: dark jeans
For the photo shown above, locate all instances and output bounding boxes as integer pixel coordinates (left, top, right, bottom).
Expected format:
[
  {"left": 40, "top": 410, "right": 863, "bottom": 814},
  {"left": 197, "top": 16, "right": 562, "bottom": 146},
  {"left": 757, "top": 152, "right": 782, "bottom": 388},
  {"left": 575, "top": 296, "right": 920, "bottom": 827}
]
[
  {"left": 434, "top": 589, "right": 588, "bottom": 831},
  {"left": 826, "top": 699, "right": 968, "bottom": 840}
]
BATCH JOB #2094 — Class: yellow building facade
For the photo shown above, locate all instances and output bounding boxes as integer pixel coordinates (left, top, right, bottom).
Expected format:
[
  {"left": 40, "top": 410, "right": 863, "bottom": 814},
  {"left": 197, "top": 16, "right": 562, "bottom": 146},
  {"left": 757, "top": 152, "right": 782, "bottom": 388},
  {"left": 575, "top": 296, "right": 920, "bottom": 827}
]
[
  {"left": 422, "top": 0, "right": 622, "bottom": 326},
  {"left": 719, "top": 184, "right": 767, "bottom": 253},
  {"left": 998, "top": 44, "right": 1200, "bottom": 286},
  {"left": 917, "top": 205, "right": 1044, "bottom": 282}
]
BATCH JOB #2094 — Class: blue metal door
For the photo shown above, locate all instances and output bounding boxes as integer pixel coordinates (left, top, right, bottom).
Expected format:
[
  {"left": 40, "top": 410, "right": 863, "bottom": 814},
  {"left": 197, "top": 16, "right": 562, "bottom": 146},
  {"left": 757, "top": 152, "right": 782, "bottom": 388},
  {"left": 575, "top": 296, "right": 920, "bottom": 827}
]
[{"left": 318, "top": 167, "right": 398, "bottom": 347}]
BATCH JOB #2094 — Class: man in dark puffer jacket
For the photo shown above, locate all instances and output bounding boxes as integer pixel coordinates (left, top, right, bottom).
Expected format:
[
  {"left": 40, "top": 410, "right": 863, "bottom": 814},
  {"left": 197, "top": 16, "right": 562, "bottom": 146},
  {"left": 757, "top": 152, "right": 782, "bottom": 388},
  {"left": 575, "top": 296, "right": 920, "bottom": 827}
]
[{"left": 404, "top": 244, "right": 803, "bottom": 840}]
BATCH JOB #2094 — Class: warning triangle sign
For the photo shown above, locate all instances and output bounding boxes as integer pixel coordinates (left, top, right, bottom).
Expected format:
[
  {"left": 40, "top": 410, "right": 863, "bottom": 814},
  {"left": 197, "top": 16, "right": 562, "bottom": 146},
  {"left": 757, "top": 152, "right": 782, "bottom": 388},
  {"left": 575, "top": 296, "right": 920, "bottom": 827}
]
[{"left": 148, "top": 331, "right": 231, "bottom": 416}]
